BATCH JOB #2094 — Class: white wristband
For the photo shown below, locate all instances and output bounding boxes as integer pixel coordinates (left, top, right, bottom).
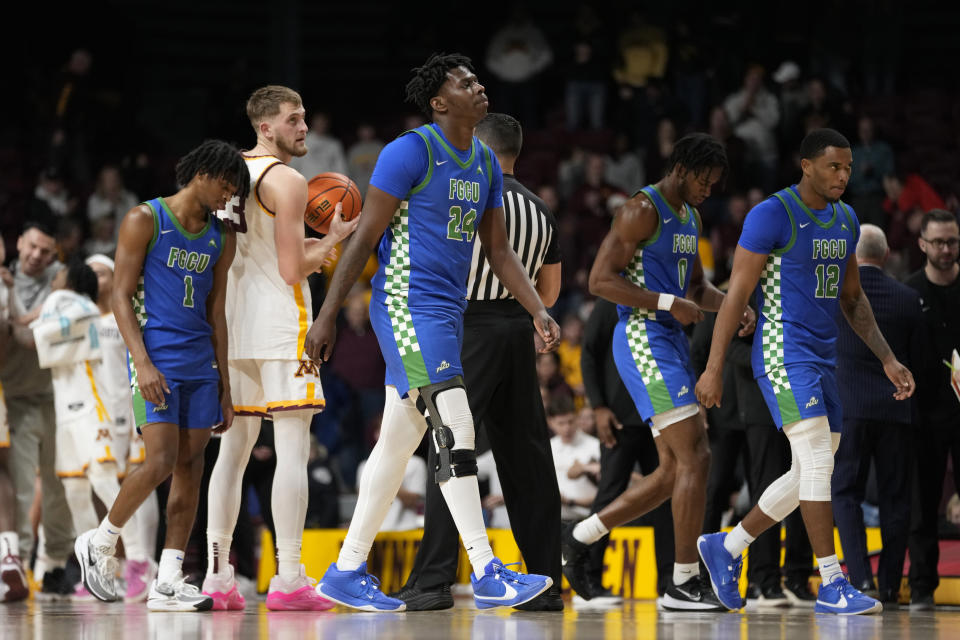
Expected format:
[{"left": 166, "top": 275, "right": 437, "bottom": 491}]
[{"left": 657, "top": 293, "right": 676, "bottom": 311}]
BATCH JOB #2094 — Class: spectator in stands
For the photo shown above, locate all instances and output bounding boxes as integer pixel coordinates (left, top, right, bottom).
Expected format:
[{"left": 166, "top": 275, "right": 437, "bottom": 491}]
[
  {"left": 772, "top": 61, "right": 807, "bottom": 155},
  {"left": 833, "top": 224, "right": 922, "bottom": 608},
  {"left": 289, "top": 111, "right": 347, "bottom": 179},
  {"left": 904, "top": 209, "right": 960, "bottom": 611},
  {"left": 644, "top": 117, "right": 677, "bottom": 185},
  {"left": 612, "top": 11, "right": 668, "bottom": 93},
  {"left": 885, "top": 170, "right": 947, "bottom": 273},
  {"left": 484, "top": 4, "right": 553, "bottom": 130},
  {"left": 848, "top": 116, "right": 895, "bottom": 228},
  {"left": 0, "top": 220, "right": 73, "bottom": 598},
  {"left": 557, "top": 312, "right": 585, "bottom": 405},
  {"left": 563, "top": 4, "right": 611, "bottom": 131},
  {"left": 567, "top": 154, "right": 627, "bottom": 283},
  {"left": 604, "top": 132, "right": 645, "bottom": 195},
  {"left": 723, "top": 64, "right": 780, "bottom": 192},
  {"left": 345, "top": 123, "right": 384, "bottom": 197},
  {"left": 29, "top": 167, "right": 74, "bottom": 221},
  {"left": 538, "top": 351, "right": 574, "bottom": 407},
  {"left": 708, "top": 106, "right": 751, "bottom": 195},
  {"left": 548, "top": 395, "right": 600, "bottom": 523},
  {"left": 87, "top": 165, "right": 138, "bottom": 247}
]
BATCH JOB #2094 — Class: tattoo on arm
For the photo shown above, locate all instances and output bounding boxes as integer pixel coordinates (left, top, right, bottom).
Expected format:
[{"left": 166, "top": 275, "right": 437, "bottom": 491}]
[{"left": 841, "top": 289, "right": 893, "bottom": 362}]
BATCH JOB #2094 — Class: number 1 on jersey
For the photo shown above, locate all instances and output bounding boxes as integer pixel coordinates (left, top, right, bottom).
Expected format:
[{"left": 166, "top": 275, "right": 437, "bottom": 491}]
[{"left": 183, "top": 275, "right": 195, "bottom": 308}]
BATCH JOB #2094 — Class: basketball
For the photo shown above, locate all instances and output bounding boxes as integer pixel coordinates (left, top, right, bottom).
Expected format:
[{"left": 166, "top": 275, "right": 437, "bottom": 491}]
[{"left": 304, "top": 172, "right": 362, "bottom": 234}]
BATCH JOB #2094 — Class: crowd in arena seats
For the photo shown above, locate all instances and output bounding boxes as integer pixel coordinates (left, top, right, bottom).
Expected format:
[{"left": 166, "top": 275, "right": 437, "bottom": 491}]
[{"left": 2, "top": 6, "right": 959, "bottom": 602}]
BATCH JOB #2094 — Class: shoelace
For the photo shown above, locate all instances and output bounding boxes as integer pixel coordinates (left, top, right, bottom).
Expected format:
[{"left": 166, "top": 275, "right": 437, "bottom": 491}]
[
  {"left": 94, "top": 546, "right": 119, "bottom": 587},
  {"left": 492, "top": 562, "right": 528, "bottom": 584},
  {"left": 358, "top": 573, "right": 384, "bottom": 596}
]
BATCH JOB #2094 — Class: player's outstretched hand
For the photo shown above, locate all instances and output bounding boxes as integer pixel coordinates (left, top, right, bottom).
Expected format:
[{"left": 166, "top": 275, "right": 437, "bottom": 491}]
[
  {"left": 327, "top": 202, "right": 361, "bottom": 243},
  {"left": 883, "top": 358, "right": 916, "bottom": 401},
  {"left": 695, "top": 366, "right": 723, "bottom": 408},
  {"left": 135, "top": 359, "right": 170, "bottom": 405},
  {"left": 669, "top": 297, "right": 704, "bottom": 325},
  {"left": 534, "top": 310, "right": 561, "bottom": 353},
  {"left": 738, "top": 305, "right": 757, "bottom": 336},
  {"left": 594, "top": 406, "right": 623, "bottom": 448},
  {"left": 305, "top": 309, "right": 337, "bottom": 362}
]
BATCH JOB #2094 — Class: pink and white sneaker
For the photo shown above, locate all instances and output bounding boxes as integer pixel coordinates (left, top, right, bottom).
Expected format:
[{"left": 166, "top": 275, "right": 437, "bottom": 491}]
[
  {"left": 124, "top": 558, "right": 157, "bottom": 603},
  {"left": 266, "top": 565, "right": 334, "bottom": 611},
  {"left": 201, "top": 565, "right": 246, "bottom": 611}
]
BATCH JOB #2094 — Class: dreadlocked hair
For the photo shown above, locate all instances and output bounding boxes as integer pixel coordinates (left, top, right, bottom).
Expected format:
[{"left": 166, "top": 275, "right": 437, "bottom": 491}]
[
  {"left": 405, "top": 52, "right": 474, "bottom": 118},
  {"left": 663, "top": 132, "right": 729, "bottom": 182},
  {"left": 174, "top": 139, "right": 251, "bottom": 200}
]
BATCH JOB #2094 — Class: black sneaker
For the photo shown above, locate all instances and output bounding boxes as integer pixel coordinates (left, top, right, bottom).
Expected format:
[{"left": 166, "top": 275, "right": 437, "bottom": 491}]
[
  {"left": 909, "top": 590, "right": 934, "bottom": 611},
  {"left": 387, "top": 583, "right": 454, "bottom": 611},
  {"left": 37, "top": 567, "right": 74, "bottom": 601},
  {"left": 514, "top": 584, "right": 563, "bottom": 611},
  {"left": 560, "top": 523, "right": 591, "bottom": 599},
  {"left": 783, "top": 579, "right": 817, "bottom": 608},
  {"left": 660, "top": 574, "right": 727, "bottom": 611},
  {"left": 746, "top": 583, "right": 790, "bottom": 609}
]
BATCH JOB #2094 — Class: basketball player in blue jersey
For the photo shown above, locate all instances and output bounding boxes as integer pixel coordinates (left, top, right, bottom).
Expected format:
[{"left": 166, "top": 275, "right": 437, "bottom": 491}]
[
  {"left": 304, "top": 52, "right": 559, "bottom": 612},
  {"left": 561, "top": 133, "right": 755, "bottom": 611},
  {"left": 74, "top": 140, "right": 249, "bottom": 612},
  {"left": 695, "top": 128, "right": 915, "bottom": 615}
]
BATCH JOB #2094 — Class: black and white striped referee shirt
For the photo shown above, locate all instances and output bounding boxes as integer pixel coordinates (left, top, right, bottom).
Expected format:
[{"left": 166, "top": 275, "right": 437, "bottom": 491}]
[{"left": 466, "top": 174, "right": 560, "bottom": 301}]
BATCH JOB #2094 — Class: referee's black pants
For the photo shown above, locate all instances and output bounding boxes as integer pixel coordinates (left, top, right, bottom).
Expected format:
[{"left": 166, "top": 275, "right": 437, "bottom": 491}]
[{"left": 402, "top": 300, "right": 562, "bottom": 588}]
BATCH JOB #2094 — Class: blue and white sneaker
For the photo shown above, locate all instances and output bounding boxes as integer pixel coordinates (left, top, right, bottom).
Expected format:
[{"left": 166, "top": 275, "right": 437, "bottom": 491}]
[
  {"left": 315, "top": 562, "right": 406, "bottom": 612},
  {"left": 815, "top": 575, "right": 882, "bottom": 615},
  {"left": 697, "top": 532, "right": 745, "bottom": 611},
  {"left": 471, "top": 558, "right": 552, "bottom": 610}
]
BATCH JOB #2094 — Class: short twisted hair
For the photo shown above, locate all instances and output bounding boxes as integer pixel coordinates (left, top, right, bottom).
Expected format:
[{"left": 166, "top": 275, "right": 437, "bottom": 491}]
[{"left": 405, "top": 52, "right": 474, "bottom": 118}]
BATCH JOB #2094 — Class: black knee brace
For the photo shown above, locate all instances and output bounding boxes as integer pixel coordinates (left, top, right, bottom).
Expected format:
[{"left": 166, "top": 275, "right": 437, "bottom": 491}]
[{"left": 416, "top": 376, "right": 478, "bottom": 483}]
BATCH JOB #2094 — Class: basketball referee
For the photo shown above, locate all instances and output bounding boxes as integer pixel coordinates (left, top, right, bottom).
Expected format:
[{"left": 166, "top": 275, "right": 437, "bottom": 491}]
[{"left": 391, "top": 112, "right": 564, "bottom": 611}]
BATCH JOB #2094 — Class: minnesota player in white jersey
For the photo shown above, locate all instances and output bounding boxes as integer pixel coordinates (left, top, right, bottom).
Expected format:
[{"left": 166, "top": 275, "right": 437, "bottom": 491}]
[
  {"left": 85, "top": 254, "right": 159, "bottom": 602},
  {"left": 204, "top": 85, "right": 359, "bottom": 611}
]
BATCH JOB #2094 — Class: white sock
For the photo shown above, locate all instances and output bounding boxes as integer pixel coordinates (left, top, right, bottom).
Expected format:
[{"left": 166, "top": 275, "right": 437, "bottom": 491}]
[
  {"left": 723, "top": 523, "right": 755, "bottom": 558},
  {"left": 817, "top": 554, "right": 843, "bottom": 585},
  {"left": 275, "top": 538, "right": 302, "bottom": 581},
  {"left": 158, "top": 548, "right": 184, "bottom": 584},
  {"left": 92, "top": 517, "right": 123, "bottom": 552},
  {"left": 206, "top": 531, "right": 232, "bottom": 576},
  {"left": 573, "top": 514, "right": 609, "bottom": 545},
  {"left": 0, "top": 531, "right": 19, "bottom": 557},
  {"left": 673, "top": 562, "right": 700, "bottom": 586},
  {"left": 439, "top": 471, "right": 495, "bottom": 579}
]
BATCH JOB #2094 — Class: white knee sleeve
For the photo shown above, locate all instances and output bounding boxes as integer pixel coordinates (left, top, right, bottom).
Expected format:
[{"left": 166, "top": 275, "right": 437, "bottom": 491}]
[
  {"left": 756, "top": 416, "right": 836, "bottom": 519},
  {"left": 786, "top": 417, "right": 834, "bottom": 501}
]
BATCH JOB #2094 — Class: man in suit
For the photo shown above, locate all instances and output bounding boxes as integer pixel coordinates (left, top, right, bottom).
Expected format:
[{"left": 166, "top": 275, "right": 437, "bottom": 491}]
[{"left": 833, "top": 223, "right": 923, "bottom": 607}]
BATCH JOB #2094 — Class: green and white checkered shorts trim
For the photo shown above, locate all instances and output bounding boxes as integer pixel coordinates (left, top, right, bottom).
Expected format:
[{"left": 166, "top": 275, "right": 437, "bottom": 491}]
[
  {"left": 625, "top": 311, "right": 662, "bottom": 385},
  {"left": 759, "top": 255, "right": 789, "bottom": 392},
  {"left": 384, "top": 203, "right": 419, "bottom": 356}
]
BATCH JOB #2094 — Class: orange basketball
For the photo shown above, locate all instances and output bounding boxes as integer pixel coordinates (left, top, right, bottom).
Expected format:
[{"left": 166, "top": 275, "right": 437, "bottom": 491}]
[{"left": 304, "top": 172, "right": 362, "bottom": 234}]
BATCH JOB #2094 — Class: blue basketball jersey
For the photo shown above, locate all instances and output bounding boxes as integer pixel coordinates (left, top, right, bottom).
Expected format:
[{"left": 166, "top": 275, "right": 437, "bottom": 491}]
[
  {"left": 371, "top": 124, "right": 501, "bottom": 312},
  {"left": 134, "top": 197, "right": 224, "bottom": 381},
  {"left": 616, "top": 185, "right": 700, "bottom": 331},
  {"left": 738, "top": 186, "right": 860, "bottom": 378}
]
